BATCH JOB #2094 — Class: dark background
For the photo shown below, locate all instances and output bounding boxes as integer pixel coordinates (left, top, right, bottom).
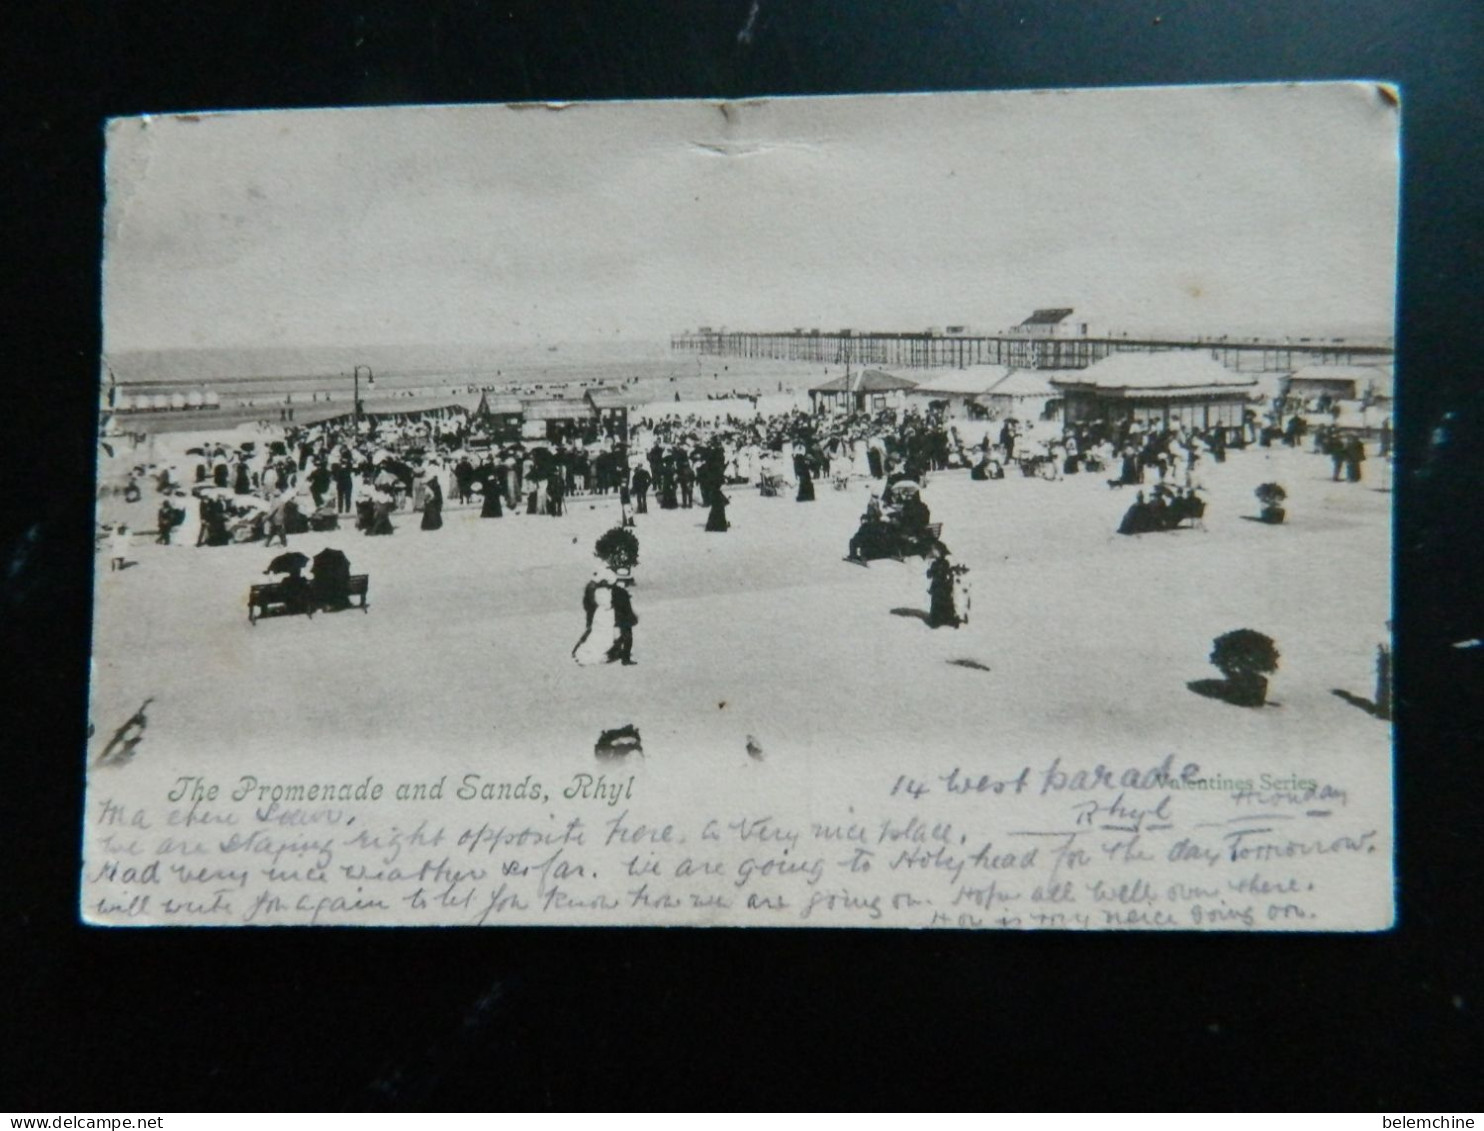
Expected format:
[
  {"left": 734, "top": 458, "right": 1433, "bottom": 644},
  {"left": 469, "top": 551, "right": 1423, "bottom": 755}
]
[{"left": 4, "top": 0, "right": 1481, "bottom": 1111}]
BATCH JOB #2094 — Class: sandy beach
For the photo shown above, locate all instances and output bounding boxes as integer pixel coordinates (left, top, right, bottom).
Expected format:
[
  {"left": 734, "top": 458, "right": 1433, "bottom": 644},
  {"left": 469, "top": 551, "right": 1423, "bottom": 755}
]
[{"left": 90, "top": 441, "right": 1391, "bottom": 779}]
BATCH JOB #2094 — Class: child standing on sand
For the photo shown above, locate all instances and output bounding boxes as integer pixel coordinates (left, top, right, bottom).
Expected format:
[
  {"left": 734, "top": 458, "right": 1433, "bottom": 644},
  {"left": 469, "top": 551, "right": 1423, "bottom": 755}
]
[{"left": 109, "top": 524, "right": 131, "bottom": 571}]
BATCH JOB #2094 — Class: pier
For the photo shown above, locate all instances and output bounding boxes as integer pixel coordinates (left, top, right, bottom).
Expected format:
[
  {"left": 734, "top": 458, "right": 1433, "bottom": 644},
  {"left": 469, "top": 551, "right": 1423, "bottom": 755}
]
[{"left": 669, "top": 329, "right": 1393, "bottom": 372}]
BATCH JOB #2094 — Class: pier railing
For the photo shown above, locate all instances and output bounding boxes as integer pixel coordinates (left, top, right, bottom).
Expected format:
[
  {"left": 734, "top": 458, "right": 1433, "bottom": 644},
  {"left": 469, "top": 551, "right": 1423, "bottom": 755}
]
[{"left": 669, "top": 330, "right": 1394, "bottom": 372}]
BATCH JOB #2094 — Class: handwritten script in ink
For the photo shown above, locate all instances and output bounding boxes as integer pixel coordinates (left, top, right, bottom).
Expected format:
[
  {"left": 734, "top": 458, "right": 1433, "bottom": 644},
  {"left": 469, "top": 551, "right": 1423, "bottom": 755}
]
[{"left": 82, "top": 758, "right": 1387, "bottom": 929}]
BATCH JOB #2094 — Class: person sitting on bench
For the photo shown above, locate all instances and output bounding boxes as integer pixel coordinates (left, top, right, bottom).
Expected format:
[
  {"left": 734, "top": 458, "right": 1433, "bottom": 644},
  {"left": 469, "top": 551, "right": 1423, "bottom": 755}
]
[
  {"left": 896, "top": 490, "right": 932, "bottom": 549},
  {"left": 311, "top": 548, "right": 353, "bottom": 610},
  {"left": 847, "top": 495, "right": 893, "bottom": 563}
]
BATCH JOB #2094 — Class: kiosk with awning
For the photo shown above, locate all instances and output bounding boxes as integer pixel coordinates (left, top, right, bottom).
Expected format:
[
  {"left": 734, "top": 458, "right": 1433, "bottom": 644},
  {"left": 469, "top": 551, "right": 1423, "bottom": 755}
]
[
  {"left": 808, "top": 369, "right": 918, "bottom": 414},
  {"left": 974, "top": 369, "right": 1063, "bottom": 421},
  {"left": 906, "top": 367, "right": 1012, "bottom": 418},
  {"left": 1051, "top": 351, "right": 1256, "bottom": 432}
]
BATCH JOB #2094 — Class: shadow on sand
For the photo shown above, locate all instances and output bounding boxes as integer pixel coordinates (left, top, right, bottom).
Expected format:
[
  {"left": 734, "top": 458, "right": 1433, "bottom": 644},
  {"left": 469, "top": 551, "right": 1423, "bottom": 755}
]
[
  {"left": 947, "top": 658, "right": 991, "bottom": 672},
  {"left": 1331, "top": 688, "right": 1391, "bottom": 720},
  {"left": 890, "top": 607, "right": 932, "bottom": 624},
  {"left": 1187, "top": 678, "right": 1279, "bottom": 708}
]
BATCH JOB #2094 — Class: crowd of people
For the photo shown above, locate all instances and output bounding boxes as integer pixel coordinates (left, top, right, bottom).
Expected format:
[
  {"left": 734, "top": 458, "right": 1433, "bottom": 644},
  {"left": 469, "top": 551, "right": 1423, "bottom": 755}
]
[
  {"left": 1115, "top": 484, "right": 1208, "bottom": 535},
  {"left": 99, "top": 391, "right": 1388, "bottom": 639}
]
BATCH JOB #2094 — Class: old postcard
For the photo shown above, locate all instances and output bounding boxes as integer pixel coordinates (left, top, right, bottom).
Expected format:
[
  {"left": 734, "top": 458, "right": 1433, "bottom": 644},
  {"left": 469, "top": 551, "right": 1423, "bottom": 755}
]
[{"left": 86, "top": 85, "right": 1397, "bottom": 928}]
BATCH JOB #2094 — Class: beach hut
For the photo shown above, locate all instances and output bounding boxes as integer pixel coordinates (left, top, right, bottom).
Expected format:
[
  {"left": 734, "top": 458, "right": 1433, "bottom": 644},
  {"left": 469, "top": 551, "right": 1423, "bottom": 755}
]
[
  {"left": 808, "top": 369, "right": 918, "bottom": 415},
  {"left": 906, "top": 367, "right": 1012, "bottom": 418},
  {"left": 186, "top": 390, "right": 204, "bottom": 409},
  {"left": 475, "top": 392, "right": 525, "bottom": 441},
  {"left": 1051, "top": 351, "right": 1255, "bottom": 432},
  {"left": 521, "top": 396, "right": 595, "bottom": 442},
  {"left": 169, "top": 392, "right": 187, "bottom": 411},
  {"left": 975, "top": 369, "right": 1063, "bottom": 422},
  {"left": 1286, "top": 364, "right": 1384, "bottom": 405},
  {"left": 451, "top": 390, "right": 523, "bottom": 441},
  {"left": 585, "top": 387, "right": 656, "bottom": 443}
]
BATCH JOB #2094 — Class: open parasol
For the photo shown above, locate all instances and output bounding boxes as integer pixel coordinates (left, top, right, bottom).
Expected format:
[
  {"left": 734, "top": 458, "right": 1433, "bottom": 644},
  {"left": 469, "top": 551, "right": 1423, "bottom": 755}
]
[{"left": 264, "top": 551, "right": 310, "bottom": 575}]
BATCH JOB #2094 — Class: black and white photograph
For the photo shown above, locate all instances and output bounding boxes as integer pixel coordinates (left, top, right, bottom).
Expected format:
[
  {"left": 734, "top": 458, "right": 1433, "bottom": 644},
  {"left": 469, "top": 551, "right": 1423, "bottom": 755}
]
[{"left": 85, "top": 86, "right": 1397, "bottom": 929}]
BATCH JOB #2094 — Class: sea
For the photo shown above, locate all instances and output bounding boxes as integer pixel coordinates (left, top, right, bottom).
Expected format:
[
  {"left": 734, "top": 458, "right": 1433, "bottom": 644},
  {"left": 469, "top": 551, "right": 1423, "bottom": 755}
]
[{"left": 102, "top": 339, "right": 835, "bottom": 432}]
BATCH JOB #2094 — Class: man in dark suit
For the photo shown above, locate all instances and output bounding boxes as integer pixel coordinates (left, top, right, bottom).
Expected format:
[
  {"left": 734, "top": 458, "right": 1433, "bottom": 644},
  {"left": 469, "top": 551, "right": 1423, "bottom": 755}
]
[
  {"left": 333, "top": 460, "right": 354, "bottom": 513},
  {"left": 608, "top": 584, "right": 638, "bottom": 665},
  {"left": 631, "top": 464, "right": 651, "bottom": 514},
  {"left": 677, "top": 450, "right": 696, "bottom": 507}
]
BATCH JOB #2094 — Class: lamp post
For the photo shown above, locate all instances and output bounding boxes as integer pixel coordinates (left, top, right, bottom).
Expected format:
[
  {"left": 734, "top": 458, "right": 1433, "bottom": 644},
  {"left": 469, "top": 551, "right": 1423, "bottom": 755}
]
[{"left": 353, "top": 365, "right": 373, "bottom": 430}]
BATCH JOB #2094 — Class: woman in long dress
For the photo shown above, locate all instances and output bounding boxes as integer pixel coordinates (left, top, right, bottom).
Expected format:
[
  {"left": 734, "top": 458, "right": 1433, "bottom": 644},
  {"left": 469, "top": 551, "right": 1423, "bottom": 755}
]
[
  {"left": 369, "top": 487, "right": 397, "bottom": 535},
  {"left": 573, "top": 584, "right": 617, "bottom": 665},
  {"left": 480, "top": 468, "right": 503, "bottom": 517},
  {"left": 796, "top": 463, "right": 815, "bottom": 502},
  {"left": 926, "top": 543, "right": 961, "bottom": 628},
  {"left": 420, "top": 474, "right": 443, "bottom": 530},
  {"left": 706, "top": 489, "right": 730, "bottom": 532}
]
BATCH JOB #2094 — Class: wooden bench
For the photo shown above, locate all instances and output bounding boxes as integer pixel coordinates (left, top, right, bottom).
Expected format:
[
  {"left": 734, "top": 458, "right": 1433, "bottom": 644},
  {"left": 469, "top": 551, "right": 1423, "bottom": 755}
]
[
  {"left": 893, "top": 522, "right": 943, "bottom": 561},
  {"left": 248, "top": 574, "right": 369, "bottom": 624},
  {"left": 335, "top": 574, "right": 371, "bottom": 614}
]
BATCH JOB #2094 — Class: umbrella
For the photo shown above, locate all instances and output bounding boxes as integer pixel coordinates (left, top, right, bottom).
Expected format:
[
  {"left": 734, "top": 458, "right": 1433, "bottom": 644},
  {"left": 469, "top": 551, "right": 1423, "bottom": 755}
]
[
  {"left": 185, "top": 447, "right": 207, "bottom": 456},
  {"left": 891, "top": 480, "right": 922, "bottom": 494},
  {"left": 379, "top": 459, "right": 414, "bottom": 482},
  {"left": 264, "top": 552, "right": 310, "bottom": 575}
]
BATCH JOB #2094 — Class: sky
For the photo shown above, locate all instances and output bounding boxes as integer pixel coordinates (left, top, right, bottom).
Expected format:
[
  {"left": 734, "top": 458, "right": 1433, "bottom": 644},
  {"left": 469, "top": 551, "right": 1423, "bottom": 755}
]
[{"left": 102, "top": 84, "right": 1400, "bottom": 353}]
